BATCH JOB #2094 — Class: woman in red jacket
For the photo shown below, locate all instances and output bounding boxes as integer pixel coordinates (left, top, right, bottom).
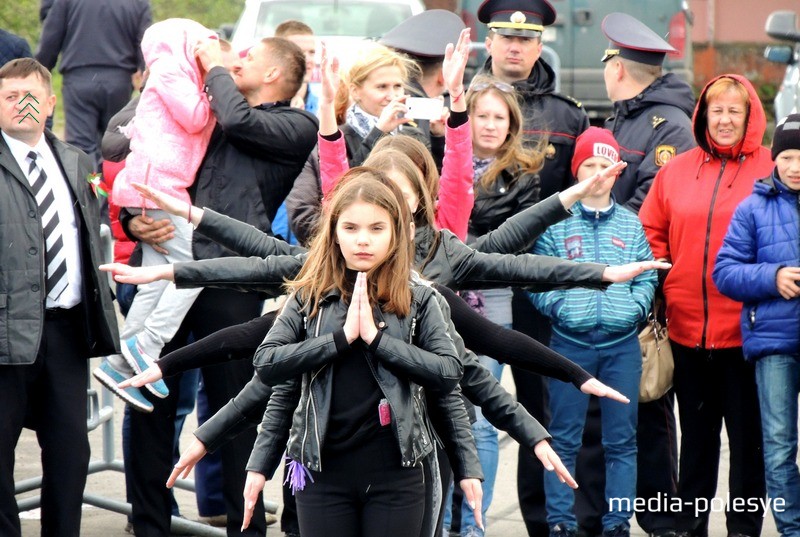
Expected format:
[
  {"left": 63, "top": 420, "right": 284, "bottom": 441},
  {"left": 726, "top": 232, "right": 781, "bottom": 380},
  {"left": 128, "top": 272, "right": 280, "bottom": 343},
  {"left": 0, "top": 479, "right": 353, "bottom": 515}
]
[{"left": 639, "top": 74, "right": 772, "bottom": 537}]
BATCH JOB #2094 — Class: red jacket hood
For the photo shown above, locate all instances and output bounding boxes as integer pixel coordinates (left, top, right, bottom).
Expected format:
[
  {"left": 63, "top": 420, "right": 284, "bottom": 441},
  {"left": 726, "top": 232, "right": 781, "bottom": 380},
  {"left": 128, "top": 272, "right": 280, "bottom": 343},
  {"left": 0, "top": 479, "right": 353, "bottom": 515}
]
[{"left": 692, "top": 74, "right": 766, "bottom": 158}]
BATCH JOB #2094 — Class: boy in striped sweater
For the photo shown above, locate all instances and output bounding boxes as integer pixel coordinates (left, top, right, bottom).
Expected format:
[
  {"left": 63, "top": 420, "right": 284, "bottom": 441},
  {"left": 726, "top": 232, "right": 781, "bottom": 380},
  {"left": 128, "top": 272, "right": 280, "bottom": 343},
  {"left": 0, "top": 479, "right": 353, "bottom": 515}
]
[{"left": 530, "top": 127, "right": 657, "bottom": 537}]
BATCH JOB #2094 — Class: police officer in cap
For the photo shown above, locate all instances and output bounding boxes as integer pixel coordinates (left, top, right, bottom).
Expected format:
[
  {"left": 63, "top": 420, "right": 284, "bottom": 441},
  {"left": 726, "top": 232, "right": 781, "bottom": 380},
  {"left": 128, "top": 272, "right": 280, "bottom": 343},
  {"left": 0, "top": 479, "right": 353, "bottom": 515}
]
[
  {"left": 601, "top": 12, "right": 695, "bottom": 212},
  {"left": 572, "top": 12, "right": 695, "bottom": 537},
  {"left": 477, "top": 2, "right": 588, "bottom": 536},
  {"left": 478, "top": 0, "right": 588, "bottom": 200},
  {"left": 380, "top": 9, "right": 466, "bottom": 169}
]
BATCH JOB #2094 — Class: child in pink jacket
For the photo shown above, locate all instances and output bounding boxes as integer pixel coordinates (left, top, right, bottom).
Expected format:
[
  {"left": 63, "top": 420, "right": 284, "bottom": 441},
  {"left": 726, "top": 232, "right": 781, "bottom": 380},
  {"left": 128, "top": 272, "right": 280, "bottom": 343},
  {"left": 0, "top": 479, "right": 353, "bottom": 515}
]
[{"left": 96, "top": 18, "right": 217, "bottom": 406}]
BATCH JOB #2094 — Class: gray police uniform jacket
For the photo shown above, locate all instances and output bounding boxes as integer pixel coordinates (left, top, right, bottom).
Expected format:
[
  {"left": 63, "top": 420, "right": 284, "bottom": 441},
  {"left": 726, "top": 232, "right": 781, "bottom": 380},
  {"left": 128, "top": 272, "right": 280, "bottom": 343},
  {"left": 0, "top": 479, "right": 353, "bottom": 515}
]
[
  {"left": 0, "top": 131, "right": 119, "bottom": 364},
  {"left": 478, "top": 57, "right": 589, "bottom": 202},
  {"left": 606, "top": 72, "right": 696, "bottom": 213}
]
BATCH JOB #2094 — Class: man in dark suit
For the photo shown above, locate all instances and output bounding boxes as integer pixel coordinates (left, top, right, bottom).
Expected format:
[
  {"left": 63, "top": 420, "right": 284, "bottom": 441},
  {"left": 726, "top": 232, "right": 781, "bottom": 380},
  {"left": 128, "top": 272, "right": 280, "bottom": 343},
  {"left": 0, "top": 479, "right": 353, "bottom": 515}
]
[{"left": 0, "top": 57, "right": 119, "bottom": 537}]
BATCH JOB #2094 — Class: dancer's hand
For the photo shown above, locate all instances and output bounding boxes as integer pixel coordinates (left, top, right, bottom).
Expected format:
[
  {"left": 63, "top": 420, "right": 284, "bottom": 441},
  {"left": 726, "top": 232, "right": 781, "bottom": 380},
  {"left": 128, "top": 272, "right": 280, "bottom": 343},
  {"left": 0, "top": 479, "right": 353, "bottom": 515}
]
[
  {"left": 241, "top": 471, "right": 267, "bottom": 531},
  {"left": 99, "top": 262, "right": 174, "bottom": 284},
  {"left": 119, "top": 364, "right": 163, "bottom": 389},
  {"left": 534, "top": 440, "right": 578, "bottom": 489},
  {"left": 356, "top": 273, "right": 378, "bottom": 344},
  {"left": 132, "top": 182, "right": 204, "bottom": 227},
  {"left": 580, "top": 378, "right": 630, "bottom": 403},
  {"left": 167, "top": 437, "right": 207, "bottom": 488},
  {"left": 558, "top": 161, "right": 627, "bottom": 210},
  {"left": 459, "top": 478, "right": 484, "bottom": 530},
  {"left": 602, "top": 260, "right": 672, "bottom": 283},
  {"left": 343, "top": 278, "right": 360, "bottom": 344},
  {"left": 442, "top": 28, "right": 470, "bottom": 113}
]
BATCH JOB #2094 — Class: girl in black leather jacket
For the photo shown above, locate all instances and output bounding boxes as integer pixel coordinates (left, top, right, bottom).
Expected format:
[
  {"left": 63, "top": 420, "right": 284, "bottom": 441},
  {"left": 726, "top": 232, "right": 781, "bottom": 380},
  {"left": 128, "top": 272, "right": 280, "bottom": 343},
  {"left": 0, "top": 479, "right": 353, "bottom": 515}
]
[{"left": 241, "top": 170, "right": 462, "bottom": 537}]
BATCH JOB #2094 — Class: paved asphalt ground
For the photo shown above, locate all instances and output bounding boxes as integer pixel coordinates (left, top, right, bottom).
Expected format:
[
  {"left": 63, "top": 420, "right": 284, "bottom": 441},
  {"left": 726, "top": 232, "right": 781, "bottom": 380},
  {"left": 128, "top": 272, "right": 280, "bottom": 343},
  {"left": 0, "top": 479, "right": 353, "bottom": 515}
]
[{"left": 15, "top": 359, "right": 779, "bottom": 537}]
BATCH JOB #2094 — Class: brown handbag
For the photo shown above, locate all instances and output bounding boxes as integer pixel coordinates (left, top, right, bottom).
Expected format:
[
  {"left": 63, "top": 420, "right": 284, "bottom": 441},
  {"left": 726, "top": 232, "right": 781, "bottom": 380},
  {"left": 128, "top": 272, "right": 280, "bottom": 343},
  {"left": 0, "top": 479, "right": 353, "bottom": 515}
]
[{"left": 638, "top": 303, "right": 674, "bottom": 403}]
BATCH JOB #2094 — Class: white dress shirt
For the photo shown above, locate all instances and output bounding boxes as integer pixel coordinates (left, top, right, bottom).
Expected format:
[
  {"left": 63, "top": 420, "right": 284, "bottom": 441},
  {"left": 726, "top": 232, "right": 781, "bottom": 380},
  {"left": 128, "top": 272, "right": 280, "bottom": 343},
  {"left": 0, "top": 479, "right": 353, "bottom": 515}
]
[{"left": 2, "top": 131, "right": 83, "bottom": 309}]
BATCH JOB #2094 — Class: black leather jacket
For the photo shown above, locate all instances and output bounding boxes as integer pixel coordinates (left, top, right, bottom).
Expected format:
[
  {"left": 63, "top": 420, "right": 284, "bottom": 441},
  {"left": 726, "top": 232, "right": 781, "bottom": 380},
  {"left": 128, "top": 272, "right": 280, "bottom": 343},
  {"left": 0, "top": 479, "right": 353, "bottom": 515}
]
[
  {"left": 478, "top": 57, "right": 589, "bottom": 202},
  {"left": 469, "top": 167, "right": 540, "bottom": 240},
  {"left": 195, "top": 283, "right": 548, "bottom": 480},
  {"left": 249, "top": 280, "right": 462, "bottom": 474}
]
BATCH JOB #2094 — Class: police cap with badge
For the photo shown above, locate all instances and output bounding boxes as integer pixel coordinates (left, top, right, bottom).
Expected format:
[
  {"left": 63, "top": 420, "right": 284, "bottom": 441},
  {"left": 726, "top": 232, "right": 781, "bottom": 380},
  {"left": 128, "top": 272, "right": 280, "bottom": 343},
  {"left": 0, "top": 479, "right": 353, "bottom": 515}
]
[
  {"left": 477, "top": 0, "right": 557, "bottom": 38},
  {"left": 379, "top": 9, "right": 465, "bottom": 58},
  {"left": 600, "top": 12, "right": 676, "bottom": 66}
]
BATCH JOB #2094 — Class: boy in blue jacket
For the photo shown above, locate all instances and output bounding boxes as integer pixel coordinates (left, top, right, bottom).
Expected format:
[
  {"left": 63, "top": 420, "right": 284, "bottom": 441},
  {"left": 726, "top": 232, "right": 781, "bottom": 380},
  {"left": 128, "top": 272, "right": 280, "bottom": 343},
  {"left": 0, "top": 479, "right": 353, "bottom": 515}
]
[
  {"left": 530, "top": 127, "right": 656, "bottom": 537},
  {"left": 714, "top": 113, "right": 800, "bottom": 537}
]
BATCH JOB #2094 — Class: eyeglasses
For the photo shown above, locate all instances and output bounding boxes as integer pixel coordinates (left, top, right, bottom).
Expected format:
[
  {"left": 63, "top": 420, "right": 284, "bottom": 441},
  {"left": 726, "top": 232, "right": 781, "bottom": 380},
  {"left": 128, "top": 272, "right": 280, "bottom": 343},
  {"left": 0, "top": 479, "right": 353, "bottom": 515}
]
[{"left": 468, "top": 80, "right": 515, "bottom": 94}]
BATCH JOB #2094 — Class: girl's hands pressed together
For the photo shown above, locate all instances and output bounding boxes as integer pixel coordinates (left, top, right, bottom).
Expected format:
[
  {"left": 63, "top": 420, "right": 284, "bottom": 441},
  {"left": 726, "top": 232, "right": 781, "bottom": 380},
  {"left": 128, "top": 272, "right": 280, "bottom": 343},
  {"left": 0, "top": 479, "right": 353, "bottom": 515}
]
[{"left": 343, "top": 272, "right": 378, "bottom": 344}]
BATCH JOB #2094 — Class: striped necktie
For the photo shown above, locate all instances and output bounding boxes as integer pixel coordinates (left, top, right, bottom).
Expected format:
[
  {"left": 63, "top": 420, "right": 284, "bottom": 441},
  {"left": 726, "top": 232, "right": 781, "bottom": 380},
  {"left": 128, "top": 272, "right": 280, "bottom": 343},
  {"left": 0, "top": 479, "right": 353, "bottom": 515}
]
[{"left": 26, "top": 151, "right": 68, "bottom": 301}]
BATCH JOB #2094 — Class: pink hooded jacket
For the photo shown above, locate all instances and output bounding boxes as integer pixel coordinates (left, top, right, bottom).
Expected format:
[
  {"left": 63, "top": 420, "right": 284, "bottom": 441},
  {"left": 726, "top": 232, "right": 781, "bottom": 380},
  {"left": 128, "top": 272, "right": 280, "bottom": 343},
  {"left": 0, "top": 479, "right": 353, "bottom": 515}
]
[{"left": 112, "top": 18, "right": 217, "bottom": 209}]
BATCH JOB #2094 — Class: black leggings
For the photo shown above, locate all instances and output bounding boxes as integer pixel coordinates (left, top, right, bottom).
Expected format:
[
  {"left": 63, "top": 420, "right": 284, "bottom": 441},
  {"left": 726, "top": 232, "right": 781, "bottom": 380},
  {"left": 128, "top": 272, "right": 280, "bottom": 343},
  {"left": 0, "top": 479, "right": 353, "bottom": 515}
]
[{"left": 295, "top": 463, "right": 425, "bottom": 537}]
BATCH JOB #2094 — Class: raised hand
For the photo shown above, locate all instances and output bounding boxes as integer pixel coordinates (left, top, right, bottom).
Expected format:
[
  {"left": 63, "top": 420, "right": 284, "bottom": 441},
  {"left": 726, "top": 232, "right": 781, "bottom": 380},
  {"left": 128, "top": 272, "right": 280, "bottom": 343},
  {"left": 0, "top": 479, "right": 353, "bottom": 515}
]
[
  {"left": 319, "top": 42, "right": 340, "bottom": 105},
  {"left": 459, "top": 477, "right": 484, "bottom": 530},
  {"left": 241, "top": 471, "right": 267, "bottom": 531},
  {"left": 602, "top": 260, "right": 672, "bottom": 283},
  {"left": 580, "top": 378, "right": 630, "bottom": 403},
  {"left": 166, "top": 437, "right": 207, "bottom": 488},
  {"left": 442, "top": 28, "right": 471, "bottom": 97},
  {"left": 534, "top": 440, "right": 578, "bottom": 489},
  {"left": 98, "top": 262, "right": 174, "bottom": 285}
]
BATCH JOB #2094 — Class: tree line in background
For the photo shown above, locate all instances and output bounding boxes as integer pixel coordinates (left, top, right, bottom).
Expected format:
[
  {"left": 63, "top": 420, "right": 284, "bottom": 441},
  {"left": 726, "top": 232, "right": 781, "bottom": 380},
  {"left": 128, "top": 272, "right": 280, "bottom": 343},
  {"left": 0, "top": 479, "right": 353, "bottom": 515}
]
[{"left": 1, "top": 0, "right": 246, "bottom": 50}]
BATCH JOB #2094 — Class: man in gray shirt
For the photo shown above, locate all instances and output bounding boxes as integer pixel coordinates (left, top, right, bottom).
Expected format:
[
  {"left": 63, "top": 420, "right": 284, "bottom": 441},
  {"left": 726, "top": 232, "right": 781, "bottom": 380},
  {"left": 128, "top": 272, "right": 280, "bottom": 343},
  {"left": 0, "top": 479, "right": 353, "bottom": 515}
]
[{"left": 36, "top": 0, "right": 151, "bottom": 167}]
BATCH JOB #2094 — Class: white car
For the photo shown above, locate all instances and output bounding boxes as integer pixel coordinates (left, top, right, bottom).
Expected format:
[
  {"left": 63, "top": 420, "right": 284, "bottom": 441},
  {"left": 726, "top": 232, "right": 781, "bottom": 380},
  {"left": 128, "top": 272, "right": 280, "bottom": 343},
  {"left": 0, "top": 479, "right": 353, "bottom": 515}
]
[{"left": 229, "top": 0, "right": 426, "bottom": 67}]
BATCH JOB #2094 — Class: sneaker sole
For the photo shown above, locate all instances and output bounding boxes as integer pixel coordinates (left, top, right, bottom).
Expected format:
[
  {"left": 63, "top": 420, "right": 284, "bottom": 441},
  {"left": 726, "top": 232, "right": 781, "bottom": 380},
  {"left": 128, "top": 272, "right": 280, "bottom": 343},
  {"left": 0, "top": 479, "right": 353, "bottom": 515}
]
[
  {"left": 120, "top": 343, "right": 169, "bottom": 399},
  {"left": 92, "top": 367, "right": 153, "bottom": 413}
]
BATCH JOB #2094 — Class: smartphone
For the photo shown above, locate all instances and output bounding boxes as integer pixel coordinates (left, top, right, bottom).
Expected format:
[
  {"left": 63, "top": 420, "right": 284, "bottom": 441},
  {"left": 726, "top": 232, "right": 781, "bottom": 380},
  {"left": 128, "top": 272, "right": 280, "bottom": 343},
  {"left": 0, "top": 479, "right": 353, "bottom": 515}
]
[{"left": 405, "top": 97, "right": 444, "bottom": 121}]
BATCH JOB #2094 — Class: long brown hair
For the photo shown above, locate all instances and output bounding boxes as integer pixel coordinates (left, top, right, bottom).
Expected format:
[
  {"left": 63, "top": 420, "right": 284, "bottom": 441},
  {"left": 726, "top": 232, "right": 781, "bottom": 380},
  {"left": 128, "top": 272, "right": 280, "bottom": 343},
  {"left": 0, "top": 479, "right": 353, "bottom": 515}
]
[
  {"left": 467, "top": 75, "right": 545, "bottom": 191},
  {"left": 373, "top": 134, "right": 440, "bottom": 203},
  {"left": 287, "top": 168, "right": 414, "bottom": 318},
  {"left": 362, "top": 148, "right": 436, "bottom": 230}
]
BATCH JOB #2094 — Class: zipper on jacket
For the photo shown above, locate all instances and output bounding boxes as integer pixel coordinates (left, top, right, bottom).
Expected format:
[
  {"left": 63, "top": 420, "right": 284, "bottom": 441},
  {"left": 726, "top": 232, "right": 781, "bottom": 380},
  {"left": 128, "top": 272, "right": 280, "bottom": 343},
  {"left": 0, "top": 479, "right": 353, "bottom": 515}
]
[
  {"left": 701, "top": 159, "right": 727, "bottom": 348},
  {"left": 593, "top": 212, "right": 602, "bottom": 329},
  {"left": 301, "top": 306, "right": 325, "bottom": 470}
]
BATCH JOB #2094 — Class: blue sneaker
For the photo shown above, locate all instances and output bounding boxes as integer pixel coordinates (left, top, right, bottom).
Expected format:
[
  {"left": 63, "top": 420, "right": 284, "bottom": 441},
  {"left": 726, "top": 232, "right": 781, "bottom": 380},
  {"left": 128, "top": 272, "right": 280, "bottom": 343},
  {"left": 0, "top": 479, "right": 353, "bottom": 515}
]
[
  {"left": 93, "top": 360, "right": 153, "bottom": 413},
  {"left": 120, "top": 337, "right": 169, "bottom": 399}
]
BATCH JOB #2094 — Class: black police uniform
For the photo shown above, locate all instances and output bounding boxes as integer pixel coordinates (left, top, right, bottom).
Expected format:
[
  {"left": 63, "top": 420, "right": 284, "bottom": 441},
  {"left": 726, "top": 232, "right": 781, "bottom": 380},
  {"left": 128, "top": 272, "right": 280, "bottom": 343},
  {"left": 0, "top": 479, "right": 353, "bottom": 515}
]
[
  {"left": 573, "top": 13, "right": 697, "bottom": 537},
  {"left": 607, "top": 73, "right": 696, "bottom": 212}
]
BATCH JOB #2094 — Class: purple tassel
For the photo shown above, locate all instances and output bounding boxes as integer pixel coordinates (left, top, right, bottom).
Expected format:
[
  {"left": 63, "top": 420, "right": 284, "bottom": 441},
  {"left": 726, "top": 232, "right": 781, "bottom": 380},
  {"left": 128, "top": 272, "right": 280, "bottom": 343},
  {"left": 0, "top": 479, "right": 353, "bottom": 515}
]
[
  {"left": 459, "top": 290, "right": 486, "bottom": 317},
  {"left": 283, "top": 456, "right": 314, "bottom": 495}
]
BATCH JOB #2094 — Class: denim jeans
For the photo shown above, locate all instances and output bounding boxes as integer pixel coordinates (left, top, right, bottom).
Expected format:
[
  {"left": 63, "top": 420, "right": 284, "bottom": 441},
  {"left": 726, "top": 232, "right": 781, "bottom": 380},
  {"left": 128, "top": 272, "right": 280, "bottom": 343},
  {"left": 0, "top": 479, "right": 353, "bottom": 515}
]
[
  {"left": 545, "top": 331, "right": 641, "bottom": 531},
  {"left": 756, "top": 354, "right": 800, "bottom": 537},
  {"left": 443, "top": 354, "right": 505, "bottom": 536}
]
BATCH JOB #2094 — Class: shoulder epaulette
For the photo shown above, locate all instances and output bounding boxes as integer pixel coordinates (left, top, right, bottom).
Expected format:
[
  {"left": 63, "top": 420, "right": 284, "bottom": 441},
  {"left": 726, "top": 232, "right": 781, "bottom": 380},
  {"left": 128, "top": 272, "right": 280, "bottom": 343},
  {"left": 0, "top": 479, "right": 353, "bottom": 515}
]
[
  {"left": 551, "top": 93, "right": 584, "bottom": 109},
  {"left": 650, "top": 112, "right": 668, "bottom": 129}
]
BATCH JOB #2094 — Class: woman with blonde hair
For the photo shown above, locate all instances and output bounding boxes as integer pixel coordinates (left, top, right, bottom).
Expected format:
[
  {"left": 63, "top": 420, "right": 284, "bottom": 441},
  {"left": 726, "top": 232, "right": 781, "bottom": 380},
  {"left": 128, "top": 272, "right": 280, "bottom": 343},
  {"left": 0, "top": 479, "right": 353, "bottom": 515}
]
[{"left": 334, "top": 43, "right": 428, "bottom": 166}]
